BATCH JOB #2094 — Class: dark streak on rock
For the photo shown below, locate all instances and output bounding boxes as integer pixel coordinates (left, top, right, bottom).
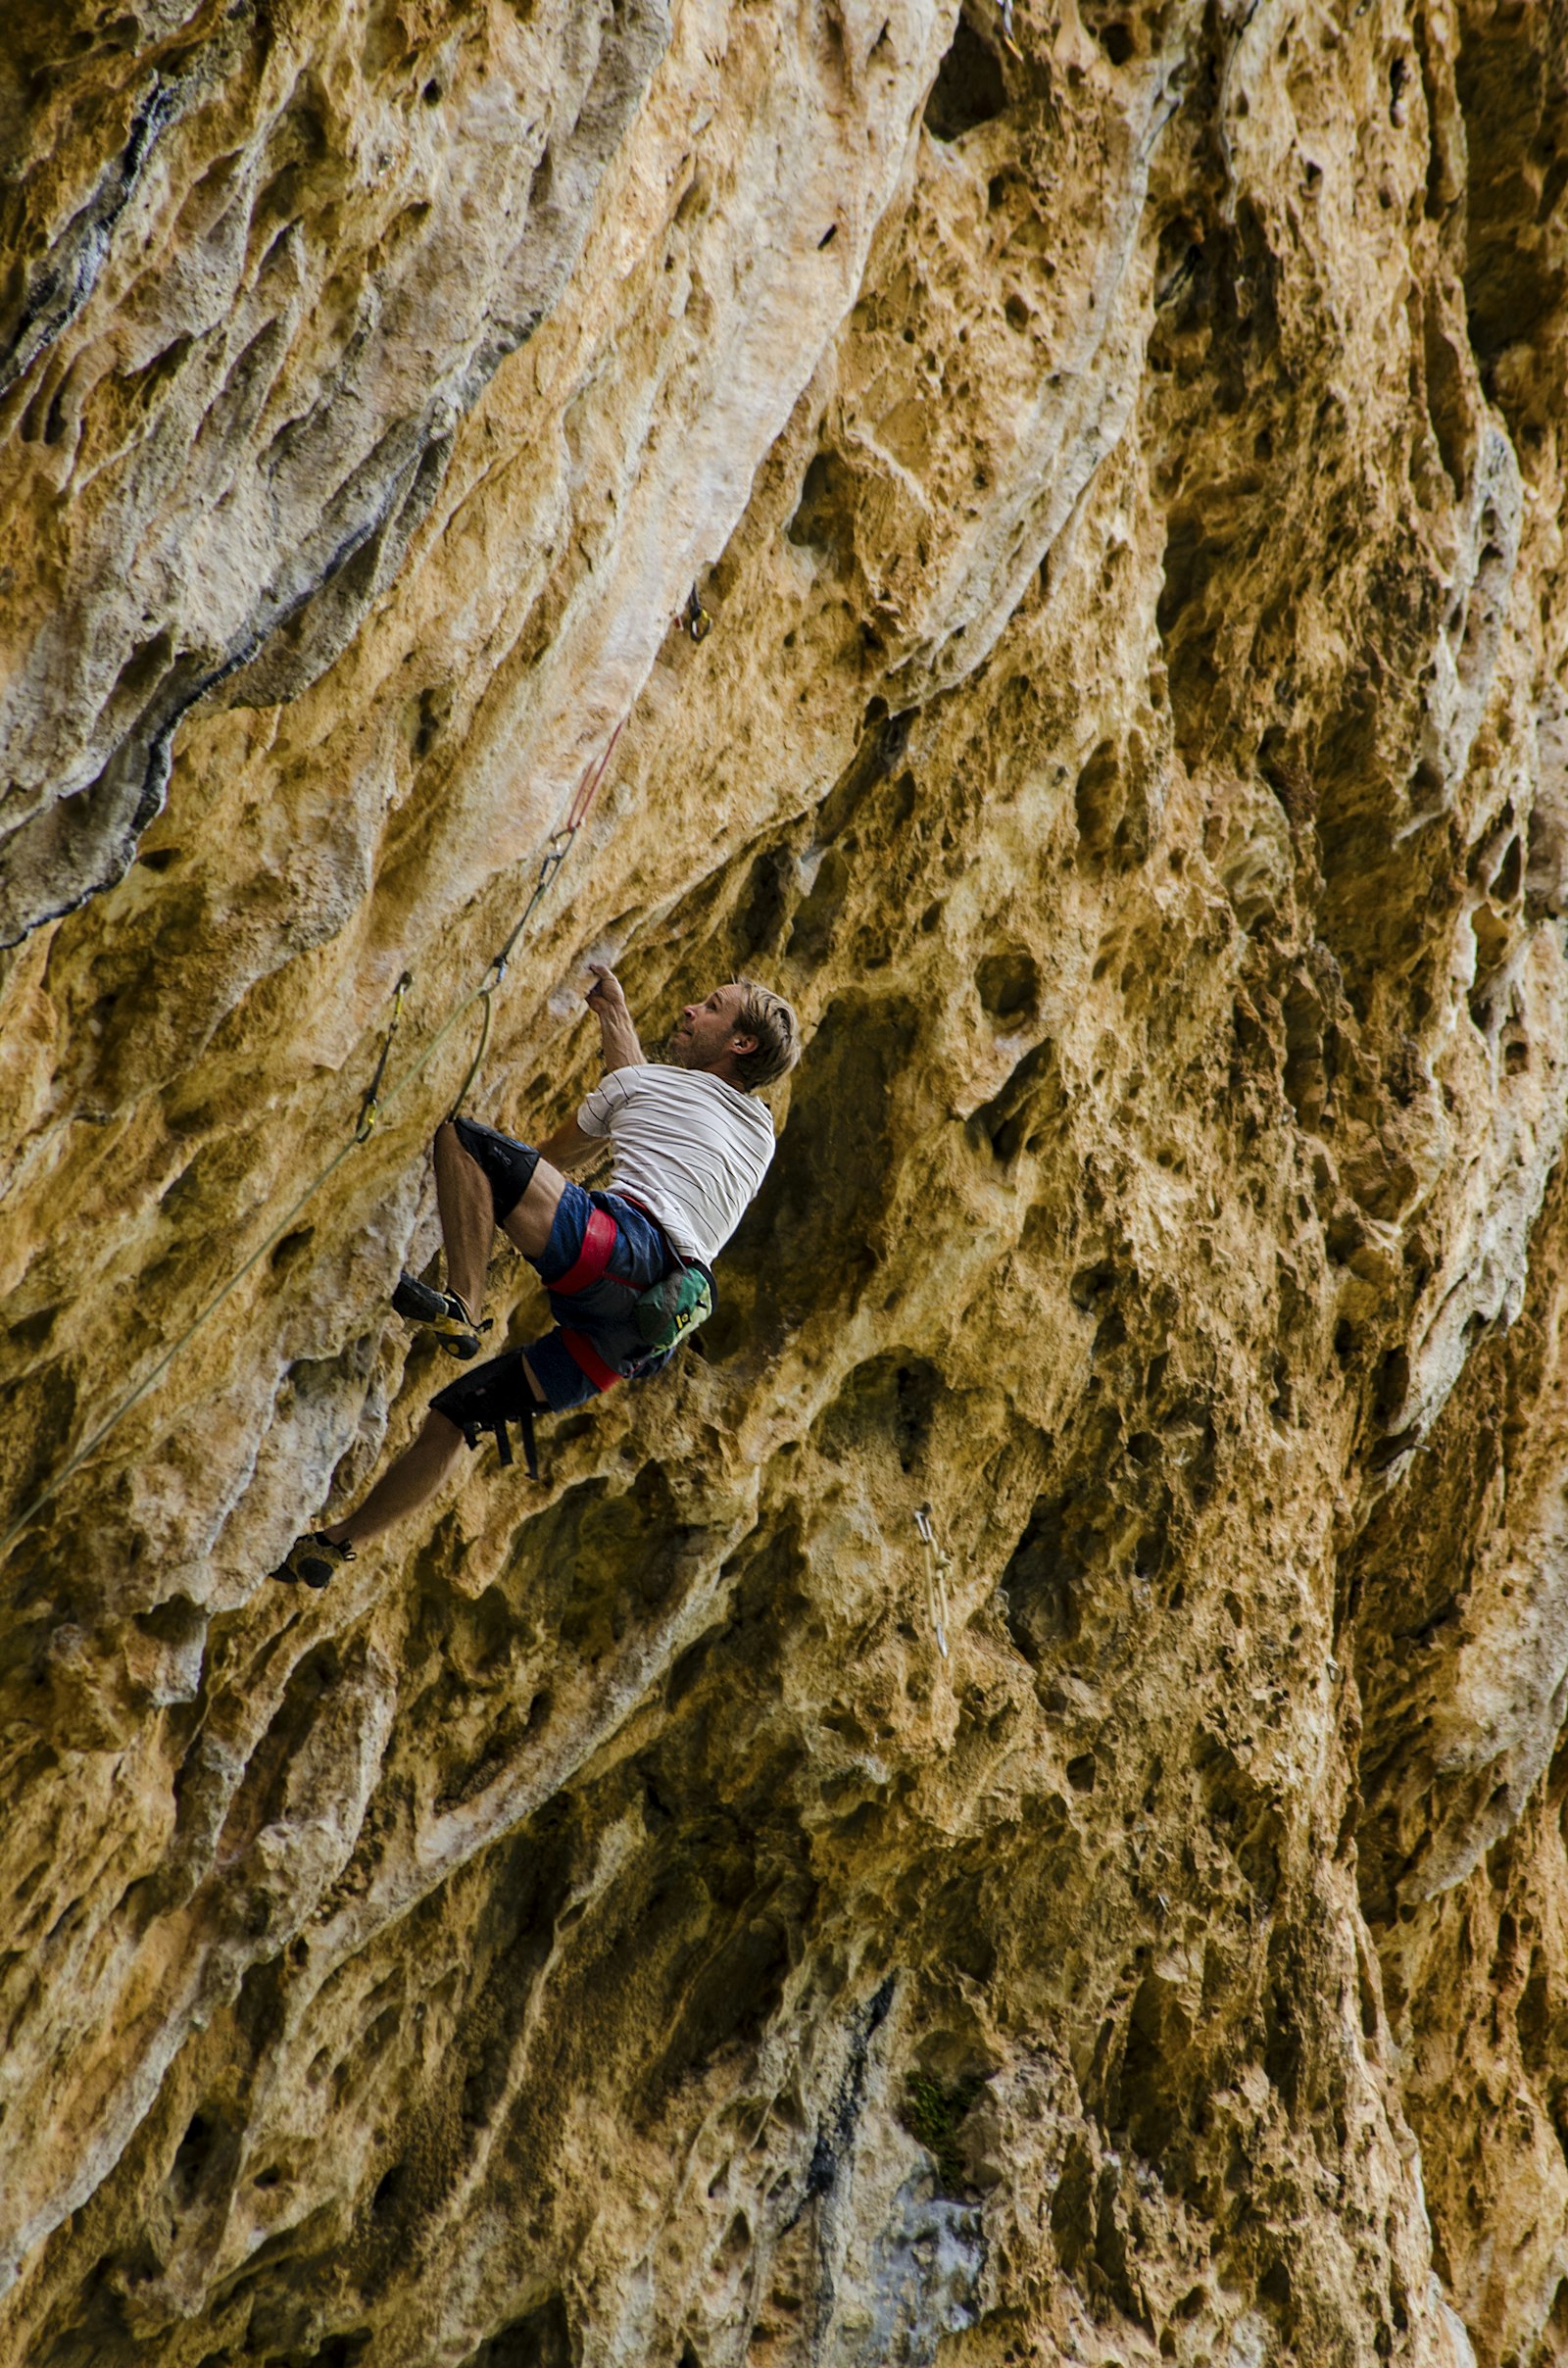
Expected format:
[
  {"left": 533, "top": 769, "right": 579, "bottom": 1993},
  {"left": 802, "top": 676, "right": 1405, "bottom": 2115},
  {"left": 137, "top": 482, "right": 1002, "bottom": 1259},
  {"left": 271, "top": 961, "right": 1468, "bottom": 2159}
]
[
  {"left": 791, "top": 1971, "right": 897, "bottom": 2222},
  {"left": 0, "top": 0, "right": 672, "bottom": 947},
  {"left": 0, "top": 26, "right": 240, "bottom": 405}
]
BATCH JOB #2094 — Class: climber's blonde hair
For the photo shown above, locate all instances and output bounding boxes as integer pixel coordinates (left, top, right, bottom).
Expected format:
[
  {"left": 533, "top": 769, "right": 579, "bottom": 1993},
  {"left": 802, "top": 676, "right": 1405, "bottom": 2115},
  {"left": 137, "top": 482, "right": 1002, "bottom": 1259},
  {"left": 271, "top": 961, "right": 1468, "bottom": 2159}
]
[{"left": 731, "top": 979, "right": 801, "bottom": 1091}]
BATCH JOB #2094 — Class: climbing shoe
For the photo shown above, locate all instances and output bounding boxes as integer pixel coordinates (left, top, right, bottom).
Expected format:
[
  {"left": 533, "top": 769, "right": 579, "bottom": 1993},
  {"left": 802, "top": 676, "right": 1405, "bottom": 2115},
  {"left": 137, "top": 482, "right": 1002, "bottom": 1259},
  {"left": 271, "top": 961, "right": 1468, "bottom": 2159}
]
[
  {"left": 272, "top": 1532, "right": 356, "bottom": 1591},
  {"left": 391, "top": 1273, "right": 489, "bottom": 1359}
]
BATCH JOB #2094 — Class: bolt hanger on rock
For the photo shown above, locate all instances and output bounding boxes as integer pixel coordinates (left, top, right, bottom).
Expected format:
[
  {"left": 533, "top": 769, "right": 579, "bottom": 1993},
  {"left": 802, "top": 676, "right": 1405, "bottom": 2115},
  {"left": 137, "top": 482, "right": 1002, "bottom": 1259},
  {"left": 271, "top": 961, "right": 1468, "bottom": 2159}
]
[{"left": 915, "top": 1502, "right": 953, "bottom": 1658}]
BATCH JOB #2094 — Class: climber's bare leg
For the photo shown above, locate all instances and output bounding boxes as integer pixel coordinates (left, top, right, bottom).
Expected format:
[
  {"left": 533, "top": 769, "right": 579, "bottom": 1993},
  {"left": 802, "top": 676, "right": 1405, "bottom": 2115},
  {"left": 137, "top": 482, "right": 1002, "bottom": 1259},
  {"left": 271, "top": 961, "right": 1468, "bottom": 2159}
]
[
  {"left": 322, "top": 1412, "right": 466, "bottom": 1548},
  {"left": 314, "top": 1134, "right": 567, "bottom": 1555},
  {"left": 433, "top": 1121, "right": 495, "bottom": 1315},
  {"left": 433, "top": 1122, "right": 571, "bottom": 1299},
  {"left": 501, "top": 1159, "right": 568, "bottom": 1260},
  {"left": 320, "top": 1353, "right": 550, "bottom": 1548}
]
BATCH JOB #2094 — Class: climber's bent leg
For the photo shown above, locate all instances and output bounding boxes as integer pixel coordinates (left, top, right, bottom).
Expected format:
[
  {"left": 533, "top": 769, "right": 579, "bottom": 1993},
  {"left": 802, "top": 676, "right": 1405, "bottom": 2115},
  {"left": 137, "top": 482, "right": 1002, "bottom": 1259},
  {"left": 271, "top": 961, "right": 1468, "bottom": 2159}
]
[
  {"left": 322, "top": 1408, "right": 469, "bottom": 1549},
  {"left": 426, "top": 1344, "right": 556, "bottom": 1477},
  {"left": 436, "top": 1115, "right": 568, "bottom": 1273},
  {"left": 500, "top": 1159, "right": 568, "bottom": 1261},
  {"left": 445, "top": 1117, "right": 547, "bottom": 1223},
  {"left": 433, "top": 1119, "right": 497, "bottom": 1317},
  {"left": 401, "top": 1119, "right": 554, "bottom": 1356}
]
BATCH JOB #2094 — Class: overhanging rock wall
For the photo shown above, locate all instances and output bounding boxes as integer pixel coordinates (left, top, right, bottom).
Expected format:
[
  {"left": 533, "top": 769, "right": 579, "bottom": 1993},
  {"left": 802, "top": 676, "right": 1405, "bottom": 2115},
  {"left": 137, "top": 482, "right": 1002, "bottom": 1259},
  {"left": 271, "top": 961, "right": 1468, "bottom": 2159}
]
[{"left": 2, "top": 1, "right": 1567, "bottom": 2363}]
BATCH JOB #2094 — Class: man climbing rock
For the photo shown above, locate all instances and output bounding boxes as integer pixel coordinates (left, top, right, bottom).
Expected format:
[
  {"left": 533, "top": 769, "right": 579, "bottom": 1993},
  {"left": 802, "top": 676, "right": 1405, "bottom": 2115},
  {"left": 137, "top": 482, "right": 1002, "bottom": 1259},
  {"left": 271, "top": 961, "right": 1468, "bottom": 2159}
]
[{"left": 272, "top": 968, "right": 800, "bottom": 1587}]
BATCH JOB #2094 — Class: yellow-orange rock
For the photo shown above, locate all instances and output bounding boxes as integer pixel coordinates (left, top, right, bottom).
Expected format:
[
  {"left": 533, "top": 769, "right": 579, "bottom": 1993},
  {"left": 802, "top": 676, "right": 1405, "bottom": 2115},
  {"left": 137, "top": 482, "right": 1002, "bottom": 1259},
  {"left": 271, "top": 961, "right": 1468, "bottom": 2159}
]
[{"left": 2, "top": 1, "right": 1567, "bottom": 2362}]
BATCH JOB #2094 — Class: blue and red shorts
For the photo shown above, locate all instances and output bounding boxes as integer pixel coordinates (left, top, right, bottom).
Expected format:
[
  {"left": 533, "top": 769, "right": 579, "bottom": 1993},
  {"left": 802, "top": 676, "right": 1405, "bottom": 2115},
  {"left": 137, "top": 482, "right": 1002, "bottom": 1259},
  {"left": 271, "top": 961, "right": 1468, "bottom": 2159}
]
[{"left": 430, "top": 1119, "right": 676, "bottom": 1425}]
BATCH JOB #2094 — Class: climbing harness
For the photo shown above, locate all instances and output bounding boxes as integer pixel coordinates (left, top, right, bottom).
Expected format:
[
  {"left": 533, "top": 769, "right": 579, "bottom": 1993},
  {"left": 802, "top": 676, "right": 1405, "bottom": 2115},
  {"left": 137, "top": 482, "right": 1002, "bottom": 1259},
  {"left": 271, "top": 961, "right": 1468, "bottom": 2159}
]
[
  {"left": 914, "top": 1503, "right": 953, "bottom": 1658},
  {"left": 0, "top": 724, "right": 624, "bottom": 1563},
  {"left": 547, "top": 1198, "right": 714, "bottom": 1392},
  {"left": 557, "top": 1198, "right": 714, "bottom": 1357},
  {"left": 683, "top": 585, "right": 712, "bottom": 643}
]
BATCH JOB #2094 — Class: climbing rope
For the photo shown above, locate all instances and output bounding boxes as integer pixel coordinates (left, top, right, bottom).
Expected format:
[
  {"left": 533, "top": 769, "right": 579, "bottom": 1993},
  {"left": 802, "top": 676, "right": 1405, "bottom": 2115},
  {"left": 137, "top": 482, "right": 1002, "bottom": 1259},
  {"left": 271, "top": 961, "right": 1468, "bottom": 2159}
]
[
  {"left": 914, "top": 1502, "right": 953, "bottom": 1658},
  {"left": 0, "top": 725, "right": 623, "bottom": 1563},
  {"left": 445, "top": 719, "right": 623, "bottom": 1120}
]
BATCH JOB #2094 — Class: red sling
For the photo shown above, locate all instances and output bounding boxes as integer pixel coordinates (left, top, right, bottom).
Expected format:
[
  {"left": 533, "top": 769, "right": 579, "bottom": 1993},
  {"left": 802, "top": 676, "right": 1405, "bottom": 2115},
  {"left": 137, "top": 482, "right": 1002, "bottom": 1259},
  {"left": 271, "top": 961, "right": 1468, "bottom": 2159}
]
[
  {"left": 552, "top": 1206, "right": 628, "bottom": 1394},
  {"left": 560, "top": 1327, "right": 621, "bottom": 1393},
  {"left": 551, "top": 1207, "right": 620, "bottom": 1297}
]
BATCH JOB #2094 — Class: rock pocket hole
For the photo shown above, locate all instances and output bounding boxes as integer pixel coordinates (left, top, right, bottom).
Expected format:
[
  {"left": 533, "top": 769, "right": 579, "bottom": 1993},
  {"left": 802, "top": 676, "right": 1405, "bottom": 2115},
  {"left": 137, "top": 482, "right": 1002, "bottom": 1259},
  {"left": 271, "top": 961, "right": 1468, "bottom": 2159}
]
[
  {"left": 902, "top": 2071, "right": 986, "bottom": 2194},
  {"left": 1134, "top": 1530, "right": 1166, "bottom": 1579},
  {"left": 924, "top": 11, "right": 1007, "bottom": 140},
  {"left": 976, "top": 947, "right": 1041, "bottom": 1026},
  {"left": 170, "top": 2106, "right": 232, "bottom": 2208},
  {"left": 1070, "top": 1259, "right": 1117, "bottom": 1312},
  {"left": 1074, "top": 739, "right": 1122, "bottom": 858},
  {"left": 1390, "top": 54, "right": 1410, "bottom": 122},
  {"left": 786, "top": 449, "right": 856, "bottom": 570},
  {"left": 304, "top": 2336, "right": 371, "bottom": 2368},
  {"left": 9, "top": 1306, "right": 58, "bottom": 1352}
]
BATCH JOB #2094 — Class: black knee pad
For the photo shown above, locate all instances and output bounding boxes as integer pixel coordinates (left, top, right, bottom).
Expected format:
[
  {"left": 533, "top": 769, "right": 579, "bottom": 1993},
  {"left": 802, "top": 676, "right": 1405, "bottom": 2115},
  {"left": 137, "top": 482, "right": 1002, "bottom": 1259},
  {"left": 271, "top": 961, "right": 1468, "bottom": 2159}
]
[
  {"left": 430, "top": 1348, "right": 543, "bottom": 1476},
  {"left": 451, "top": 1117, "right": 541, "bottom": 1224}
]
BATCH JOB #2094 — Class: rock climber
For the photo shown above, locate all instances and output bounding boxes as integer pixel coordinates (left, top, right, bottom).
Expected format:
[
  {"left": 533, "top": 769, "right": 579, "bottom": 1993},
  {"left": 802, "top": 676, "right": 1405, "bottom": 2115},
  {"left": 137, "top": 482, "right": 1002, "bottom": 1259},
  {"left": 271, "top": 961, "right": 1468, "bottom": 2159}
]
[{"left": 272, "top": 967, "right": 801, "bottom": 1588}]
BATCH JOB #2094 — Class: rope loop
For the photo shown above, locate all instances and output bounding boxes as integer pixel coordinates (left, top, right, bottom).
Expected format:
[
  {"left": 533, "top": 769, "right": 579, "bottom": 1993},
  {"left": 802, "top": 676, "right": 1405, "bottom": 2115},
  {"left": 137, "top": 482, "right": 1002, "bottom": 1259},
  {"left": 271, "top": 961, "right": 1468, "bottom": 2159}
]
[{"left": 446, "top": 984, "right": 495, "bottom": 1126}]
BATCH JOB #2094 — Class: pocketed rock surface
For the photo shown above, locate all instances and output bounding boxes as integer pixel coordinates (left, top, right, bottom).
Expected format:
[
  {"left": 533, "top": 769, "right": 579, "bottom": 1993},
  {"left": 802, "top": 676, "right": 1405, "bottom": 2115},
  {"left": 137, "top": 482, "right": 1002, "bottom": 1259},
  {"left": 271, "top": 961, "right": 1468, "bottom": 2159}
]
[{"left": 2, "top": 0, "right": 1567, "bottom": 2361}]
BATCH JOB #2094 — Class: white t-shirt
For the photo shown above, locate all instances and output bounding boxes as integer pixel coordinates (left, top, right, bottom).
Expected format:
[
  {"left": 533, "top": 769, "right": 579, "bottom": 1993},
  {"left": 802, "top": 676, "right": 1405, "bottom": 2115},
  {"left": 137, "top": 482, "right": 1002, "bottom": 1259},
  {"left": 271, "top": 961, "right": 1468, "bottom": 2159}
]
[{"left": 577, "top": 1064, "right": 776, "bottom": 1265}]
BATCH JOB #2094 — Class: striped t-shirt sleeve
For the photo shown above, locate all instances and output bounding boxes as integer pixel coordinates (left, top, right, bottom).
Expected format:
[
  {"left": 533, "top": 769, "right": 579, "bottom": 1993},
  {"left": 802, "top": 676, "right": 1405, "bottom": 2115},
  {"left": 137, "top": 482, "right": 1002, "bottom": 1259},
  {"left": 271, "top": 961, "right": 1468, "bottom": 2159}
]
[{"left": 578, "top": 1067, "right": 639, "bottom": 1136}]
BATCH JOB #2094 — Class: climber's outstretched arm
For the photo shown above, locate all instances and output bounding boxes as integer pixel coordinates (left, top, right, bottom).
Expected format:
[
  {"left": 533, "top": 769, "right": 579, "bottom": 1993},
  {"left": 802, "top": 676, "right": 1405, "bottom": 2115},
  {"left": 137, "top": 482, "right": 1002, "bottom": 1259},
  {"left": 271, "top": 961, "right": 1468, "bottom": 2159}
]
[
  {"left": 586, "top": 964, "right": 646, "bottom": 1071},
  {"left": 534, "top": 1115, "right": 599, "bottom": 1172}
]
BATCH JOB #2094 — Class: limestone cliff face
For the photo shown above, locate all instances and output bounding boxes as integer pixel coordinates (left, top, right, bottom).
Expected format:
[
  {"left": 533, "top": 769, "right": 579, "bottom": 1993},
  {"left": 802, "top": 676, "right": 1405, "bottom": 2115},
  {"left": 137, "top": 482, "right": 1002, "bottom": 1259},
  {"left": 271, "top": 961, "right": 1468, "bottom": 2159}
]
[{"left": 3, "top": 0, "right": 1567, "bottom": 2362}]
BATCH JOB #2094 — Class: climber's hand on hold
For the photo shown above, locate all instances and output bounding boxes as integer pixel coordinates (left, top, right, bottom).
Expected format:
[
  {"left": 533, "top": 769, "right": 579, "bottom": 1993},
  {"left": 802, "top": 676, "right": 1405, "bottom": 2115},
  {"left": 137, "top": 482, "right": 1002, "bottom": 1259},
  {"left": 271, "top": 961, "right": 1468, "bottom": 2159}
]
[
  {"left": 586, "top": 963, "right": 626, "bottom": 1014},
  {"left": 586, "top": 963, "right": 646, "bottom": 1071}
]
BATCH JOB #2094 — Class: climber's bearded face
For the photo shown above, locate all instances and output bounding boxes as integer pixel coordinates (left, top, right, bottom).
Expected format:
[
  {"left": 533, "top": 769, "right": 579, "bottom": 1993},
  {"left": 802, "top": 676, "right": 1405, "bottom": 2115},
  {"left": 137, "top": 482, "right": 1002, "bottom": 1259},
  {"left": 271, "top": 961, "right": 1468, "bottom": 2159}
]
[{"left": 665, "top": 982, "right": 756, "bottom": 1073}]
